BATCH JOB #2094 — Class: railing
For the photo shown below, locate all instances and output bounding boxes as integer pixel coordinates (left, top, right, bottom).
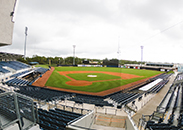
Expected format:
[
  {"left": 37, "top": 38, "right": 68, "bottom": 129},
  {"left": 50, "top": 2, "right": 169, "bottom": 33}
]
[{"left": 0, "top": 92, "right": 37, "bottom": 130}]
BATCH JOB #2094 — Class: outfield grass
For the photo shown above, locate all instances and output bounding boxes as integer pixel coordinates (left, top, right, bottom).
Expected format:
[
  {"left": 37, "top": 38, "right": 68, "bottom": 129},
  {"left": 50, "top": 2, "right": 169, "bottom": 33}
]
[
  {"left": 35, "top": 64, "right": 49, "bottom": 68},
  {"left": 45, "top": 67, "right": 164, "bottom": 92}
]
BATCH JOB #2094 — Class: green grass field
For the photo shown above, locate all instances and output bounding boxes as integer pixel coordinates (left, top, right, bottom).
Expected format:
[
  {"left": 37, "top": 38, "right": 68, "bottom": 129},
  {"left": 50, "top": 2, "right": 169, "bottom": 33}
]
[
  {"left": 35, "top": 64, "right": 49, "bottom": 68},
  {"left": 45, "top": 67, "right": 164, "bottom": 92},
  {"left": 67, "top": 73, "right": 121, "bottom": 81}
]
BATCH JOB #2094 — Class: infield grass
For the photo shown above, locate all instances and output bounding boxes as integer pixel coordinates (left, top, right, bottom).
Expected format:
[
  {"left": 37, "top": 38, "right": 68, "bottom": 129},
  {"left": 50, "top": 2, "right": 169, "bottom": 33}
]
[
  {"left": 67, "top": 73, "right": 121, "bottom": 81},
  {"left": 45, "top": 67, "right": 163, "bottom": 92}
]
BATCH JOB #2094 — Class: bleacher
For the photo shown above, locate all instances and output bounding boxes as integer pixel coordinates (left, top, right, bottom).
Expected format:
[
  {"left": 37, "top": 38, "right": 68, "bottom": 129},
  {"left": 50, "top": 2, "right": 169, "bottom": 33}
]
[
  {"left": 0, "top": 61, "right": 30, "bottom": 71},
  {"left": 34, "top": 67, "right": 49, "bottom": 74},
  {"left": 9, "top": 61, "right": 30, "bottom": 69},
  {"left": 0, "top": 64, "right": 10, "bottom": 73},
  {"left": 6, "top": 78, "right": 30, "bottom": 86},
  {"left": 109, "top": 92, "right": 141, "bottom": 106},
  {"left": 0, "top": 92, "right": 37, "bottom": 130},
  {"left": 69, "top": 94, "right": 113, "bottom": 107},
  {"left": 138, "top": 73, "right": 183, "bottom": 130},
  {"left": 10, "top": 70, "right": 30, "bottom": 78},
  {"left": 147, "top": 79, "right": 169, "bottom": 93},
  {"left": 15, "top": 84, "right": 144, "bottom": 108},
  {"left": 38, "top": 108, "right": 83, "bottom": 130},
  {"left": 0, "top": 61, "right": 31, "bottom": 75},
  {"left": 146, "top": 121, "right": 178, "bottom": 130},
  {"left": 15, "top": 85, "right": 71, "bottom": 101},
  {"left": 3, "top": 66, "right": 48, "bottom": 86}
]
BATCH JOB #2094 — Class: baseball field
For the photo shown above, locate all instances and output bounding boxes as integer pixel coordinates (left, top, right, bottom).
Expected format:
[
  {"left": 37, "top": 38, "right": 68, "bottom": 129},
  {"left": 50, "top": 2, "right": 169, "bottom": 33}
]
[{"left": 33, "top": 66, "right": 163, "bottom": 96}]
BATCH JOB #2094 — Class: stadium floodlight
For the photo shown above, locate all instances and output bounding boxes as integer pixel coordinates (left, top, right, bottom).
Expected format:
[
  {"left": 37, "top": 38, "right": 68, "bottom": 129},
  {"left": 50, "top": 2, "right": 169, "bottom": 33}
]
[
  {"left": 24, "top": 27, "right": 28, "bottom": 60},
  {"left": 141, "top": 46, "right": 144, "bottom": 62},
  {"left": 73, "top": 45, "right": 76, "bottom": 65}
]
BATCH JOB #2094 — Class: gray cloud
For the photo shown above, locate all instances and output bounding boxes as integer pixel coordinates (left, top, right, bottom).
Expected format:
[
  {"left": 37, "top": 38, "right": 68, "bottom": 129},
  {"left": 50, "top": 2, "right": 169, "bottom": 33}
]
[{"left": 6, "top": 0, "right": 183, "bottom": 63}]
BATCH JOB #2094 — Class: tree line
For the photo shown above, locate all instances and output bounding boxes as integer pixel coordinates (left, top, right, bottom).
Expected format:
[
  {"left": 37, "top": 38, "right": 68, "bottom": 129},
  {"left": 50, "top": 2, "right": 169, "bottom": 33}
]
[{"left": 17, "top": 55, "right": 145, "bottom": 66}]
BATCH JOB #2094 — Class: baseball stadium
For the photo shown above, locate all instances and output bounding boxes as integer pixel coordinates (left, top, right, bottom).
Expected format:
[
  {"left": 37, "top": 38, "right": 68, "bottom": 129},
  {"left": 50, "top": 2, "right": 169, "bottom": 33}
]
[{"left": 1, "top": 1, "right": 183, "bottom": 130}]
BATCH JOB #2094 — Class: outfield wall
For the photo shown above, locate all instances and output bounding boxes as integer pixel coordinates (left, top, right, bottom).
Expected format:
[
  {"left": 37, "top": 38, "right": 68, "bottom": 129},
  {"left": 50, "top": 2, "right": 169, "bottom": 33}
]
[{"left": 78, "top": 64, "right": 102, "bottom": 67}]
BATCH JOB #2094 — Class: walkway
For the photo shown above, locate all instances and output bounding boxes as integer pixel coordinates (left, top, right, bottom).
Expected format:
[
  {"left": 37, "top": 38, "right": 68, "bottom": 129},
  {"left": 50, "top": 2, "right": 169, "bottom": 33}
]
[{"left": 132, "top": 73, "right": 177, "bottom": 127}]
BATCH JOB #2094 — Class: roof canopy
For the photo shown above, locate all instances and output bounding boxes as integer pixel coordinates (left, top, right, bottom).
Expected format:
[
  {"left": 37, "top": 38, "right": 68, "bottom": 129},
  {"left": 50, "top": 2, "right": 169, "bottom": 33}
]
[{"left": 0, "top": 52, "right": 23, "bottom": 60}]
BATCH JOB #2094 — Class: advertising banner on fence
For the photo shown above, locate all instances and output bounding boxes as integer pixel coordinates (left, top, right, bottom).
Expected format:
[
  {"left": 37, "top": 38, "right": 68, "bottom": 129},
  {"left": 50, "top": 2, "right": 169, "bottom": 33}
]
[{"left": 78, "top": 64, "right": 103, "bottom": 67}]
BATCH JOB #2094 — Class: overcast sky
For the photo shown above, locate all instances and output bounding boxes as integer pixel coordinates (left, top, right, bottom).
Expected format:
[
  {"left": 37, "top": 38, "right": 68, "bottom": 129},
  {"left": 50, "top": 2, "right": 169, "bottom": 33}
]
[{"left": 2, "top": 0, "right": 183, "bottom": 63}]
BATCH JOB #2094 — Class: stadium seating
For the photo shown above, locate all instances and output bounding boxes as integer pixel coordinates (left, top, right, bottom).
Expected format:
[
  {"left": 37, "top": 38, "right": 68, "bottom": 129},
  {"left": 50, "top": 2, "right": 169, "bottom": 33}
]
[
  {"left": 15, "top": 85, "right": 71, "bottom": 101},
  {"left": 0, "top": 92, "right": 37, "bottom": 130},
  {"left": 181, "top": 83, "right": 183, "bottom": 113},
  {"left": 151, "top": 73, "right": 172, "bottom": 81},
  {"left": 146, "top": 121, "right": 178, "bottom": 130},
  {"left": 148, "top": 79, "right": 169, "bottom": 93},
  {"left": 69, "top": 94, "right": 113, "bottom": 107},
  {"left": 0, "top": 89, "right": 5, "bottom": 93},
  {"left": 165, "top": 87, "right": 176, "bottom": 112},
  {"left": 109, "top": 92, "right": 141, "bottom": 106},
  {"left": 38, "top": 108, "right": 83, "bottom": 130},
  {"left": 173, "top": 86, "right": 180, "bottom": 112},
  {"left": 0, "top": 61, "right": 31, "bottom": 74},
  {"left": 0, "top": 65, "right": 10, "bottom": 73},
  {"left": 34, "top": 67, "right": 49, "bottom": 74},
  {"left": 10, "top": 70, "right": 30, "bottom": 78},
  {"left": 9, "top": 61, "right": 30, "bottom": 69},
  {"left": 141, "top": 74, "right": 183, "bottom": 130},
  {"left": 0, "top": 61, "right": 30, "bottom": 71},
  {"left": 178, "top": 113, "right": 183, "bottom": 128},
  {"left": 6, "top": 78, "right": 30, "bottom": 86}
]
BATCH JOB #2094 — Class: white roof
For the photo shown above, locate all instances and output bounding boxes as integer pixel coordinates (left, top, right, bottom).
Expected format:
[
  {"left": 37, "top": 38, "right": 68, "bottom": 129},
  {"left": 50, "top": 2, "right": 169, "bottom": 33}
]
[{"left": 139, "top": 78, "right": 163, "bottom": 91}]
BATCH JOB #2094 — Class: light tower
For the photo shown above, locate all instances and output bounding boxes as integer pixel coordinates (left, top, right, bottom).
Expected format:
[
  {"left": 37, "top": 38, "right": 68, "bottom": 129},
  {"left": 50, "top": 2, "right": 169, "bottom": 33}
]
[
  {"left": 73, "top": 45, "right": 76, "bottom": 65},
  {"left": 24, "top": 27, "right": 28, "bottom": 60},
  {"left": 141, "top": 46, "right": 144, "bottom": 62},
  {"left": 117, "top": 36, "right": 121, "bottom": 67}
]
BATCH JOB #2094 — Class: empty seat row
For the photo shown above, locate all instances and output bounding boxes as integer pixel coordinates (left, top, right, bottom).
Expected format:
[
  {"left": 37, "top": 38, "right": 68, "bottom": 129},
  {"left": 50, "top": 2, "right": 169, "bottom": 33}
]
[
  {"left": 146, "top": 121, "right": 178, "bottom": 130},
  {"left": 148, "top": 80, "right": 169, "bottom": 93},
  {"left": 34, "top": 67, "right": 48, "bottom": 74},
  {"left": 0, "top": 61, "right": 30, "bottom": 72},
  {"left": 178, "top": 113, "right": 183, "bottom": 128},
  {"left": 6, "top": 78, "right": 30, "bottom": 86},
  {"left": 0, "top": 66, "right": 10, "bottom": 73},
  {"left": 10, "top": 70, "right": 30, "bottom": 78},
  {"left": 110, "top": 92, "right": 141, "bottom": 105},
  {"left": 15, "top": 85, "right": 71, "bottom": 101},
  {"left": 38, "top": 108, "right": 83, "bottom": 130},
  {"left": 9, "top": 61, "right": 30, "bottom": 69},
  {"left": 165, "top": 87, "right": 176, "bottom": 111},
  {"left": 69, "top": 94, "right": 112, "bottom": 107}
]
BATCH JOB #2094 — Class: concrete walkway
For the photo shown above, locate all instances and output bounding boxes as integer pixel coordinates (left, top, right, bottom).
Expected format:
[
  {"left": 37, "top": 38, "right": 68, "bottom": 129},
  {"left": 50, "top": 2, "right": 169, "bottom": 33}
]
[
  {"left": 132, "top": 73, "right": 177, "bottom": 127},
  {"left": 92, "top": 113, "right": 126, "bottom": 130}
]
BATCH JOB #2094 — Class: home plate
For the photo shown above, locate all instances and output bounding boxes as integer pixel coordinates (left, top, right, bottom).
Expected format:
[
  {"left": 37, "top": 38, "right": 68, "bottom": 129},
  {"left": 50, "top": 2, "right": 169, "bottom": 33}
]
[{"left": 87, "top": 75, "right": 97, "bottom": 77}]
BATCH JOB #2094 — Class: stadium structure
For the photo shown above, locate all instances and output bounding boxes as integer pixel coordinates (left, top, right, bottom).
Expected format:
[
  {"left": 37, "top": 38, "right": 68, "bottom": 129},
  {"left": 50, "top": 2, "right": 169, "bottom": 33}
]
[{"left": 1, "top": 1, "right": 183, "bottom": 130}]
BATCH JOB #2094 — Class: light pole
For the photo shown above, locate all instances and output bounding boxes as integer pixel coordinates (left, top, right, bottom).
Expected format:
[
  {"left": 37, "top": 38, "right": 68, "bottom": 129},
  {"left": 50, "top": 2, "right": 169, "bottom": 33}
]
[
  {"left": 24, "top": 27, "right": 28, "bottom": 60},
  {"left": 73, "top": 45, "right": 76, "bottom": 65},
  {"left": 141, "top": 46, "right": 144, "bottom": 63}
]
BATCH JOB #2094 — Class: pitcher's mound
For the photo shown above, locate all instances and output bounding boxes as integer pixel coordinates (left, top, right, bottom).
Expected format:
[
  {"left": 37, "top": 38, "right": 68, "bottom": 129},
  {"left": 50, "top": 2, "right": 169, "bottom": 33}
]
[{"left": 66, "top": 80, "right": 92, "bottom": 86}]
